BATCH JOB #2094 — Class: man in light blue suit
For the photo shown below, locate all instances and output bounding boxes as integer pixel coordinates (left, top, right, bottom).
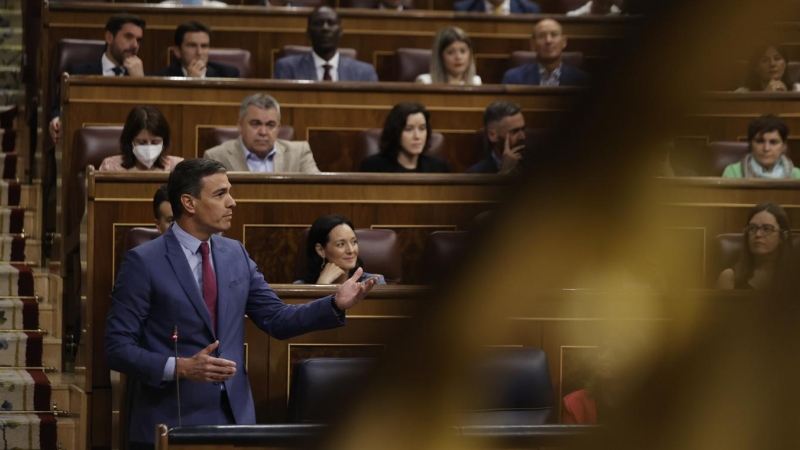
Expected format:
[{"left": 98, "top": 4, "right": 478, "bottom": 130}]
[
  {"left": 273, "top": 6, "right": 378, "bottom": 82},
  {"left": 105, "top": 159, "right": 379, "bottom": 449}
]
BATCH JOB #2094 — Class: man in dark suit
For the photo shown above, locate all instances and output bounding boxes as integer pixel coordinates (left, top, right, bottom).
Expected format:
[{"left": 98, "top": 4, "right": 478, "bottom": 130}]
[
  {"left": 105, "top": 158, "right": 378, "bottom": 450},
  {"left": 273, "top": 6, "right": 379, "bottom": 81},
  {"left": 467, "top": 101, "right": 526, "bottom": 174},
  {"left": 501, "top": 18, "right": 591, "bottom": 86},
  {"left": 453, "top": 0, "right": 540, "bottom": 14},
  {"left": 49, "top": 14, "right": 147, "bottom": 143},
  {"left": 157, "top": 22, "right": 240, "bottom": 79}
]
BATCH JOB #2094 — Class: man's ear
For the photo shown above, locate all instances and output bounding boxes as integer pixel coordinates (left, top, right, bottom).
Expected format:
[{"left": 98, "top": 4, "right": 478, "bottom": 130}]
[
  {"left": 105, "top": 30, "right": 114, "bottom": 47},
  {"left": 180, "top": 193, "right": 195, "bottom": 215},
  {"left": 529, "top": 36, "right": 536, "bottom": 52},
  {"left": 561, "top": 35, "right": 569, "bottom": 50},
  {"left": 486, "top": 126, "right": 499, "bottom": 144},
  {"left": 315, "top": 243, "right": 325, "bottom": 259},
  {"left": 171, "top": 46, "right": 182, "bottom": 62}
]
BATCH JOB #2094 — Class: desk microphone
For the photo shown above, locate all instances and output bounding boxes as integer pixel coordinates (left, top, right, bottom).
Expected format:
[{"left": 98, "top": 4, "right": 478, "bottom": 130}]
[{"left": 173, "top": 325, "right": 182, "bottom": 426}]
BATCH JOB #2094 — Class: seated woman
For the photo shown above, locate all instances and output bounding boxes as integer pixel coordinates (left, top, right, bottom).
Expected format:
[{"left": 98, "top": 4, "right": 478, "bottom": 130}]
[
  {"left": 735, "top": 44, "right": 800, "bottom": 93},
  {"left": 717, "top": 202, "right": 793, "bottom": 290},
  {"left": 359, "top": 102, "right": 451, "bottom": 173},
  {"left": 99, "top": 106, "right": 184, "bottom": 171},
  {"left": 722, "top": 115, "right": 800, "bottom": 179},
  {"left": 416, "top": 27, "right": 482, "bottom": 86},
  {"left": 296, "top": 214, "right": 387, "bottom": 285}
]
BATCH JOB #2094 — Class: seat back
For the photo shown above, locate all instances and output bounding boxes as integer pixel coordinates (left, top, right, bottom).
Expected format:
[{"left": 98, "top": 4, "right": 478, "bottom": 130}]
[
  {"left": 707, "top": 141, "right": 749, "bottom": 176},
  {"left": 394, "top": 48, "right": 431, "bottom": 82},
  {"left": 278, "top": 45, "right": 358, "bottom": 61},
  {"left": 353, "top": 128, "right": 446, "bottom": 171},
  {"left": 168, "top": 48, "right": 254, "bottom": 78},
  {"left": 421, "top": 231, "right": 469, "bottom": 284},
  {"left": 508, "top": 51, "right": 584, "bottom": 70},
  {"left": 50, "top": 39, "right": 106, "bottom": 117},
  {"left": 69, "top": 126, "right": 123, "bottom": 233},
  {"left": 286, "top": 358, "right": 377, "bottom": 423},
  {"left": 714, "top": 233, "right": 800, "bottom": 280},
  {"left": 124, "top": 227, "right": 161, "bottom": 256},
  {"left": 294, "top": 228, "right": 402, "bottom": 283},
  {"left": 201, "top": 126, "right": 296, "bottom": 153},
  {"left": 459, "top": 348, "right": 555, "bottom": 425}
]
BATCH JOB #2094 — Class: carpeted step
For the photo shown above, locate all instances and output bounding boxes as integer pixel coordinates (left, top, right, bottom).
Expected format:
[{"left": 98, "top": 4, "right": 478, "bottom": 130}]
[
  {"left": 0, "top": 297, "right": 37, "bottom": 330},
  {"left": 0, "top": 332, "right": 42, "bottom": 367},
  {"left": 0, "top": 236, "right": 32, "bottom": 262},
  {"left": 0, "top": 413, "right": 57, "bottom": 450},
  {"left": 0, "top": 208, "right": 28, "bottom": 234},
  {"left": 0, "top": 369, "right": 50, "bottom": 411},
  {"left": 0, "top": 264, "right": 34, "bottom": 297},
  {"left": 0, "top": 153, "right": 20, "bottom": 179}
]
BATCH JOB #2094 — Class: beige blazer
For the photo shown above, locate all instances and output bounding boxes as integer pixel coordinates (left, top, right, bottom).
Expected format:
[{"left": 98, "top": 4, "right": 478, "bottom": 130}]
[{"left": 202, "top": 138, "right": 320, "bottom": 173}]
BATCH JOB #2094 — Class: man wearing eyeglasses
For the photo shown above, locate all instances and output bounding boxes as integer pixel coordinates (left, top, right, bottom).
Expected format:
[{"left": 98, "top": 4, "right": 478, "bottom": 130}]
[{"left": 203, "top": 93, "right": 320, "bottom": 173}]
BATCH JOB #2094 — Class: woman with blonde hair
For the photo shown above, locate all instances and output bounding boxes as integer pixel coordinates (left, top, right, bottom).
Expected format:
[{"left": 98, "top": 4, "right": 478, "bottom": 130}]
[{"left": 416, "top": 27, "right": 481, "bottom": 85}]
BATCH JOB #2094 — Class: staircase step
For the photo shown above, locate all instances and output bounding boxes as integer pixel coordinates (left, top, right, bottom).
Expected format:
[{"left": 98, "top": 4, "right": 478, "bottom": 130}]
[
  {"left": 0, "top": 27, "right": 23, "bottom": 47},
  {"left": 19, "top": 181, "right": 38, "bottom": 209},
  {"left": 0, "top": 413, "right": 58, "bottom": 450}
]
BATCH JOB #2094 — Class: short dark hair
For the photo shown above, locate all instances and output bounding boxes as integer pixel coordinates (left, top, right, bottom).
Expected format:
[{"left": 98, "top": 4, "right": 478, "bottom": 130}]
[
  {"left": 379, "top": 102, "right": 432, "bottom": 159},
  {"left": 308, "top": 5, "right": 339, "bottom": 27},
  {"left": 483, "top": 101, "right": 522, "bottom": 129},
  {"left": 153, "top": 184, "right": 169, "bottom": 220},
  {"left": 167, "top": 159, "right": 227, "bottom": 220},
  {"left": 174, "top": 21, "right": 211, "bottom": 47},
  {"left": 747, "top": 114, "right": 789, "bottom": 147},
  {"left": 745, "top": 44, "right": 793, "bottom": 92},
  {"left": 119, "top": 106, "right": 172, "bottom": 170},
  {"left": 105, "top": 14, "right": 146, "bottom": 37},
  {"left": 305, "top": 214, "right": 363, "bottom": 283}
]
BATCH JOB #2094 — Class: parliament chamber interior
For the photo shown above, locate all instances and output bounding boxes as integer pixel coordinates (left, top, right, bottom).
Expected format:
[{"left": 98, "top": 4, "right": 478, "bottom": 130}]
[{"left": 1, "top": 0, "right": 799, "bottom": 448}]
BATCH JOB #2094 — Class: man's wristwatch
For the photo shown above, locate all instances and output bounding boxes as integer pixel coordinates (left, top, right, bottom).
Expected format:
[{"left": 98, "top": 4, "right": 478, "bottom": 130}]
[{"left": 331, "top": 294, "right": 345, "bottom": 314}]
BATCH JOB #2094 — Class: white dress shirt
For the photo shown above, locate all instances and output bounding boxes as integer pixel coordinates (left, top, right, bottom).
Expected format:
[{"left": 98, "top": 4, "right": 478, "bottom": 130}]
[
  {"left": 566, "top": 1, "right": 621, "bottom": 16},
  {"left": 101, "top": 53, "right": 125, "bottom": 77},
  {"left": 312, "top": 51, "right": 340, "bottom": 81},
  {"left": 483, "top": 0, "right": 509, "bottom": 14},
  {"left": 181, "top": 66, "right": 207, "bottom": 78}
]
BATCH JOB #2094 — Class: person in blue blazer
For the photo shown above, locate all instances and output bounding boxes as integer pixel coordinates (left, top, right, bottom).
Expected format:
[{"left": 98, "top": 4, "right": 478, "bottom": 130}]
[
  {"left": 502, "top": 18, "right": 591, "bottom": 86},
  {"left": 273, "top": 6, "right": 379, "bottom": 81},
  {"left": 105, "top": 158, "right": 379, "bottom": 449},
  {"left": 453, "top": 0, "right": 540, "bottom": 14},
  {"left": 157, "top": 22, "right": 240, "bottom": 78}
]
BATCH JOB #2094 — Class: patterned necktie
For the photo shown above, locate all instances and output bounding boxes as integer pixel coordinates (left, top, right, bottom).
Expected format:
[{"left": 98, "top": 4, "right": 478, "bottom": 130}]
[
  {"left": 322, "top": 64, "right": 333, "bottom": 81},
  {"left": 199, "top": 242, "right": 217, "bottom": 330},
  {"left": 112, "top": 66, "right": 125, "bottom": 76}
]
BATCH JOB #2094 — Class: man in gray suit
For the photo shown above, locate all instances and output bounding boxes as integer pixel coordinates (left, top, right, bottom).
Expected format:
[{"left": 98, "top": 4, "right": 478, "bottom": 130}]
[
  {"left": 203, "top": 93, "right": 321, "bottom": 173},
  {"left": 273, "top": 6, "right": 379, "bottom": 82}
]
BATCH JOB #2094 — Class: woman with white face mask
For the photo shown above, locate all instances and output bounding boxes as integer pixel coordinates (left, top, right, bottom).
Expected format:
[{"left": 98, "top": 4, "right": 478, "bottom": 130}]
[{"left": 99, "top": 106, "right": 184, "bottom": 171}]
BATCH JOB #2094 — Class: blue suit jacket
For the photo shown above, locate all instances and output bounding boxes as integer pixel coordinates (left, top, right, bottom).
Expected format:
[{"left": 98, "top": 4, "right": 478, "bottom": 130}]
[
  {"left": 501, "top": 62, "right": 591, "bottom": 86},
  {"left": 273, "top": 53, "right": 378, "bottom": 81},
  {"left": 105, "top": 228, "right": 344, "bottom": 444},
  {"left": 453, "top": 0, "right": 540, "bottom": 13}
]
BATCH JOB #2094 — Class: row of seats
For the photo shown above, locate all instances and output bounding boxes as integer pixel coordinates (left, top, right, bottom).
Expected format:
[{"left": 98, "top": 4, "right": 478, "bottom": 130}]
[{"left": 285, "top": 348, "right": 555, "bottom": 424}]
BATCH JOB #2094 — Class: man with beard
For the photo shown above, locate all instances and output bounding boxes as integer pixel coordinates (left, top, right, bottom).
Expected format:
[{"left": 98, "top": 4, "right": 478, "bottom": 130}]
[
  {"left": 467, "top": 101, "right": 527, "bottom": 174},
  {"left": 273, "top": 6, "right": 378, "bottom": 81},
  {"left": 49, "top": 14, "right": 147, "bottom": 143},
  {"left": 501, "top": 18, "right": 591, "bottom": 86}
]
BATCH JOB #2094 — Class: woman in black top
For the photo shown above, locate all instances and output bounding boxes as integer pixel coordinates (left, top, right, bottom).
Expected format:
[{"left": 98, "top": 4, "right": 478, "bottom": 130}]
[{"left": 359, "top": 102, "right": 451, "bottom": 173}]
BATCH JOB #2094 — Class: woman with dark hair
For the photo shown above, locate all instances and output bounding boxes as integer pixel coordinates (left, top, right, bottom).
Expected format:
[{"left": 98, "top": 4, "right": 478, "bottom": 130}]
[
  {"left": 722, "top": 115, "right": 800, "bottom": 178},
  {"left": 717, "top": 202, "right": 793, "bottom": 290},
  {"left": 296, "top": 214, "right": 387, "bottom": 285},
  {"left": 416, "top": 27, "right": 481, "bottom": 86},
  {"left": 99, "top": 106, "right": 184, "bottom": 171},
  {"left": 736, "top": 44, "right": 800, "bottom": 93},
  {"left": 359, "top": 102, "right": 451, "bottom": 173}
]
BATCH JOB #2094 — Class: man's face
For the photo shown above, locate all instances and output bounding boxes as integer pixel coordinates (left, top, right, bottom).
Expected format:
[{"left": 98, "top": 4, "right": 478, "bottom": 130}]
[
  {"left": 531, "top": 19, "right": 566, "bottom": 63},
  {"left": 488, "top": 113, "right": 526, "bottom": 154},
  {"left": 176, "top": 31, "right": 210, "bottom": 69},
  {"left": 238, "top": 105, "right": 281, "bottom": 158},
  {"left": 308, "top": 7, "right": 342, "bottom": 56},
  {"left": 155, "top": 201, "right": 174, "bottom": 234},
  {"left": 185, "top": 173, "right": 236, "bottom": 236},
  {"left": 105, "top": 23, "right": 144, "bottom": 65}
]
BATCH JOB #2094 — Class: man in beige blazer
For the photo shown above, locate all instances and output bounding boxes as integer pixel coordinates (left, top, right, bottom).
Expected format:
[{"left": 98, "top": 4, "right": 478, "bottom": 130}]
[{"left": 203, "top": 93, "right": 320, "bottom": 173}]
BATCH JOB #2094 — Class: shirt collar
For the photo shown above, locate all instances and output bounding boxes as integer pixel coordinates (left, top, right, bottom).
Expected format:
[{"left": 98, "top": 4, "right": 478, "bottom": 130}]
[
  {"left": 483, "top": 0, "right": 509, "bottom": 14},
  {"left": 378, "top": 2, "right": 403, "bottom": 10},
  {"left": 239, "top": 136, "right": 276, "bottom": 161},
  {"left": 172, "top": 221, "right": 209, "bottom": 254},
  {"left": 312, "top": 50, "right": 340, "bottom": 71},
  {"left": 101, "top": 53, "right": 123, "bottom": 76},
  {"left": 538, "top": 62, "right": 563, "bottom": 77},
  {"left": 181, "top": 66, "right": 207, "bottom": 78}
]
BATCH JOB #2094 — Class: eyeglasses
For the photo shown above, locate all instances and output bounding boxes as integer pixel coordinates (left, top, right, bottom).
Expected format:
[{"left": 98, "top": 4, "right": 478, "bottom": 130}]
[{"left": 744, "top": 224, "right": 780, "bottom": 235}]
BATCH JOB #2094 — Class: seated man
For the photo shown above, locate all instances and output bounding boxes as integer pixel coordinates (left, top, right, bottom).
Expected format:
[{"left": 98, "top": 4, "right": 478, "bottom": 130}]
[
  {"left": 273, "top": 6, "right": 378, "bottom": 82},
  {"left": 502, "top": 19, "right": 591, "bottom": 86},
  {"left": 467, "top": 101, "right": 526, "bottom": 174},
  {"left": 49, "top": 14, "right": 147, "bottom": 143},
  {"left": 203, "top": 93, "right": 320, "bottom": 173},
  {"left": 453, "top": 0, "right": 540, "bottom": 14},
  {"left": 157, "top": 22, "right": 240, "bottom": 78},
  {"left": 153, "top": 184, "right": 173, "bottom": 234}
]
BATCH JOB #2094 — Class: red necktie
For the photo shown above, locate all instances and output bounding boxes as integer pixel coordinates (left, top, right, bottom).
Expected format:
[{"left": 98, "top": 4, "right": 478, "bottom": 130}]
[
  {"left": 322, "top": 64, "right": 333, "bottom": 81},
  {"left": 199, "top": 242, "right": 217, "bottom": 330}
]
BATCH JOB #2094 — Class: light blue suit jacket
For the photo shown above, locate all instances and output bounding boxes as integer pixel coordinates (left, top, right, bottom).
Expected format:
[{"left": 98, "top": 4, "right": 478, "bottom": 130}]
[
  {"left": 105, "top": 228, "right": 344, "bottom": 444},
  {"left": 273, "top": 53, "right": 379, "bottom": 81}
]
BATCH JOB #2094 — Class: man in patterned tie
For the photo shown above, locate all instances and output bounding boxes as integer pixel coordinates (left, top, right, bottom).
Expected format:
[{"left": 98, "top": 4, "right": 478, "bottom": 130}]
[{"left": 105, "top": 158, "right": 379, "bottom": 450}]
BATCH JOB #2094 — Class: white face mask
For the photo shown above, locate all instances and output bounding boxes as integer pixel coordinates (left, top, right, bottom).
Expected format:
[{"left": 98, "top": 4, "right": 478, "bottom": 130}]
[{"left": 132, "top": 144, "right": 163, "bottom": 169}]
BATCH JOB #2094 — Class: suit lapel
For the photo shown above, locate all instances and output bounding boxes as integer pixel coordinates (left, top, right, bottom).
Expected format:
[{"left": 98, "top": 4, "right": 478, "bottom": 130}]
[
  {"left": 529, "top": 63, "right": 541, "bottom": 85},
  {"left": 206, "top": 63, "right": 218, "bottom": 78},
  {"left": 164, "top": 229, "right": 216, "bottom": 337},
  {"left": 338, "top": 58, "right": 350, "bottom": 81},
  {"left": 301, "top": 54, "right": 317, "bottom": 80},
  {"left": 227, "top": 140, "right": 250, "bottom": 171},
  {"left": 209, "top": 235, "right": 232, "bottom": 343},
  {"left": 273, "top": 140, "right": 286, "bottom": 172}
]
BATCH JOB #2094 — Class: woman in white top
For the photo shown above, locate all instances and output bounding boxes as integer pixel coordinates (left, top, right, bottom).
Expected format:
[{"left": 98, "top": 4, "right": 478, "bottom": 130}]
[{"left": 416, "top": 27, "right": 482, "bottom": 86}]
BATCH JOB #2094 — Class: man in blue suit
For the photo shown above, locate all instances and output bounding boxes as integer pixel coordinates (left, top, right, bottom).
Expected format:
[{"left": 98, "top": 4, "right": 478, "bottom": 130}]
[
  {"left": 453, "top": 0, "right": 540, "bottom": 14},
  {"left": 501, "top": 18, "right": 591, "bottom": 86},
  {"left": 157, "top": 22, "right": 240, "bottom": 79},
  {"left": 105, "top": 159, "right": 379, "bottom": 449},
  {"left": 273, "top": 6, "right": 378, "bottom": 81}
]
